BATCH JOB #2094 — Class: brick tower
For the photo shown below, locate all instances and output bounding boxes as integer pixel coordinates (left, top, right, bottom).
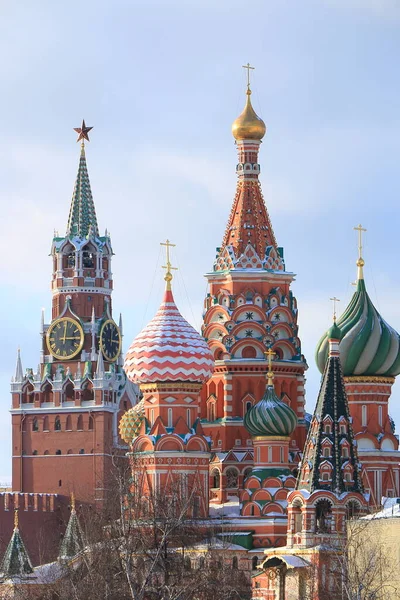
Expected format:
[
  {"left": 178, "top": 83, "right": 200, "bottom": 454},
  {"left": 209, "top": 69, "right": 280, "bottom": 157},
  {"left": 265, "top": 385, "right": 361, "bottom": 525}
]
[
  {"left": 11, "top": 122, "right": 138, "bottom": 504},
  {"left": 315, "top": 226, "right": 400, "bottom": 504},
  {"left": 201, "top": 68, "right": 307, "bottom": 501}
]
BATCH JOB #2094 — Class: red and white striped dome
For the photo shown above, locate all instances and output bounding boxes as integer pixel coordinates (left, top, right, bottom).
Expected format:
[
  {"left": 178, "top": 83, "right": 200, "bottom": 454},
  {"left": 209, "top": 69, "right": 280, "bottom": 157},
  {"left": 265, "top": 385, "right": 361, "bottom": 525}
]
[{"left": 124, "top": 290, "right": 214, "bottom": 384}]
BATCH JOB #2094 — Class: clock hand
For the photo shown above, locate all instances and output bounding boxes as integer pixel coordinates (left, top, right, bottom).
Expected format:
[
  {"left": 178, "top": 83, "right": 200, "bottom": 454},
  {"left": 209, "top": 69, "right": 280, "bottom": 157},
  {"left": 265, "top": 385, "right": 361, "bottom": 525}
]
[{"left": 62, "top": 321, "right": 67, "bottom": 343}]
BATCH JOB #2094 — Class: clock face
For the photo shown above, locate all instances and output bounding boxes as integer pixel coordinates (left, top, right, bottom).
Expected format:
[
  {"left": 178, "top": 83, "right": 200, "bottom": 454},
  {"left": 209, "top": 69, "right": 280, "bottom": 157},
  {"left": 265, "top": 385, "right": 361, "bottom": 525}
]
[
  {"left": 100, "top": 319, "right": 121, "bottom": 362},
  {"left": 47, "top": 317, "right": 84, "bottom": 360}
]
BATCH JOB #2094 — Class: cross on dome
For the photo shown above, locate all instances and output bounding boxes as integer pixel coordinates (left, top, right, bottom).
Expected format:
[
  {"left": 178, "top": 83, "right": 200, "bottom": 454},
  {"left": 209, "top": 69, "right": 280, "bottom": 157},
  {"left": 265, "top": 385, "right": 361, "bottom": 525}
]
[
  {"left": 354, "top": 223, "right": 367, "bottom": 279},
  {"left": 330, "top": 296, "right": 340, "bottom": 322},
  {"left": 242, "top": 62, "right": 255, "bottom": 92},
  {"left": 264, "top": 348, "right": 275, "bottom": 386},
  {"left": 160, "top": 239, "right": 178, "bottom": 291}
]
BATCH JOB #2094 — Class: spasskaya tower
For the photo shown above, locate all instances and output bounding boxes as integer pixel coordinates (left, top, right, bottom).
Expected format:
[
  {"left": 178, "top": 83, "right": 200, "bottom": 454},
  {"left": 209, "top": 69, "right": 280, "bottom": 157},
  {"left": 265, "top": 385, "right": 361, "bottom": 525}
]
[{"left": 11, "top": 122, "right": 138, "bottom": 504}]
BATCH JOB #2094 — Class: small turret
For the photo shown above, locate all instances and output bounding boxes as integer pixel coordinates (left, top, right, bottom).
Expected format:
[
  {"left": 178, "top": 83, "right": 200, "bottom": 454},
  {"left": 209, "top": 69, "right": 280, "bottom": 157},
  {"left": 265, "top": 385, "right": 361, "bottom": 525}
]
[{"left": 0, "top": 510, "right": 33, "bottom": 579}]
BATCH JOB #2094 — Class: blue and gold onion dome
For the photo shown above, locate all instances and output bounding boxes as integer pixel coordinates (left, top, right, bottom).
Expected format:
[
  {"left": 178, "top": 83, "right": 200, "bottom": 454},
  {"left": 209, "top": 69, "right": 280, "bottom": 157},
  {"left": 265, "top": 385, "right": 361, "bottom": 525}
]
[
  {"left": 316, "top": 278, "right": 400, "bottom": 377},
  {"left": 244, "top": 384, "right": 297, "bottom": 437}
]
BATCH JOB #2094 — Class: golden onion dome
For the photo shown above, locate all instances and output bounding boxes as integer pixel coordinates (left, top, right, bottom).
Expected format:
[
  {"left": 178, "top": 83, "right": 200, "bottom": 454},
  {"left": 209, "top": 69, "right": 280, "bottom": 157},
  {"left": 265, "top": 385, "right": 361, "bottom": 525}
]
[{"left": 232, "top": 89, "right": 266, "bottom": 141}]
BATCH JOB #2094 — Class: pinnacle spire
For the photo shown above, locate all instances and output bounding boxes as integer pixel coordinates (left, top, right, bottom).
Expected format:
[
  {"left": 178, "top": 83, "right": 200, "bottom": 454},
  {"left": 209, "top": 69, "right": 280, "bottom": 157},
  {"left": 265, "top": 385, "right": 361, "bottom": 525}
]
[
  {"left": 66, "top": 127, "right": 99, "bottom": 239},
  {"left": 0, "top": 511, "right": 33, "bottom": 578},
  {"left": 59, "top": 498, "right": 85, "bottom": 561},
  {"left": 14, "top": 349, "right": 23, "bottom": 383},
  {"left": 298, "top": 332, "right": 363, "bottom": 495}
]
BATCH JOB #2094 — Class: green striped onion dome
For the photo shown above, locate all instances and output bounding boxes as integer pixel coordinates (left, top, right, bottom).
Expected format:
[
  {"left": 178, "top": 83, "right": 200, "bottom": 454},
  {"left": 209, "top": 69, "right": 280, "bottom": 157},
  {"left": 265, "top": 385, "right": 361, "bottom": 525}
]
[
  {"left": 244, "top": 384, "right": 297, "bottom": 437},
  {"left": 119, "top": 399, "right": 145, "bottom": 444},
  {"left": 316, "top": 278, "right": 400, "bottom": 377}
]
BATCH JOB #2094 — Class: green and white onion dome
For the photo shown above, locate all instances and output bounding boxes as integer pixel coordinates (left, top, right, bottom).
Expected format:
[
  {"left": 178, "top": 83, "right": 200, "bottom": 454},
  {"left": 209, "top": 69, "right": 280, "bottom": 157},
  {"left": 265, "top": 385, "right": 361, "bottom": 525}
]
[
  {"left": 316, "top": 278, "right": 400, "bottom": 377},
  {"left": 119, "top": 399, "right": 145, "bottom": 444},
  {"left": 244, "top": 384, "right": 297, "bottom": 437}
]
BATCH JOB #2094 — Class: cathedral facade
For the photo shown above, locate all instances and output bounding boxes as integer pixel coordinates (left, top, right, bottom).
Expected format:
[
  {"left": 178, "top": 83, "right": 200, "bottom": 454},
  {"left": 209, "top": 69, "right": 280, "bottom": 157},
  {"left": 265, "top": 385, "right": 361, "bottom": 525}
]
[{"left": 2, "top": 75, "right": 400, "bottom": 598}]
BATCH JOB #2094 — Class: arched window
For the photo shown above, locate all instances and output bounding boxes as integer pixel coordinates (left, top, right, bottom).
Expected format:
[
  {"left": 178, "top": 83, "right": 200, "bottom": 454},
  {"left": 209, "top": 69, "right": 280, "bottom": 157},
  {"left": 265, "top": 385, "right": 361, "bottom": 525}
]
[
  {"left": 208, "top": 402, "right": 216, "bottom": 421},
  {"left": 55, "top": 417, "right": 61, "bottom": 431},
  {"left": 42, "top": 383, "right": 53, "bottom": 404},
  {"left": 82, "top": 250, "right": 95, "bottom": 268},
  {"left": 344, "top": 473, "right": 352, "bottom": 482},
  {"left": 325, "top": 424, "right": 331, "bottom": 434},
  {"left": 342, "top": 447, "right": 349, "bottom": 458},
  {"left": 66, "top": 415, "right": 72, "bottom": 431},
  {"left": 268, "top": 446, "right": 273, "bottom": 462},
  {"left": 186, "top": 409, "right": 191, "bottom": 428},
  {"left": 322, "top": 473, "right": 329, "bottom": 481},
  {"left": 55, "top": 449, "right": 62, "bottom": 455},
  {"left": 340, "top": 424, "right": 346, "bottom": 435},
  {"left": 246, "top": 401, "right": 252, "bottom": 414},
  {"left": 252, "top": 556, "right": 258, "bottom": 570},
  {"left": 362, "top": 405, "right": 367, "bottom": 427},
  {"left": 79, "top": 448, "right": 85, "bottom": 454},
  {"left": 32, "top": 450, "right": 38, "bottom": 456},
  {"left": 81, "top": 382, "right": 94, "bottom": 402},
  {"left": 323, "top": 447, "right": 330, "bottom": 458},
  {"left": 77, "top": 415, "right": 83, "bottom": 431},
  {"left": 242, "top": 346, "right": 257, "bottom": 359},
  {"left": 64, "top": 382, "right": 74, "bottom": 402},
  {"left": 150, "top": 409, "right": 155, "bottom": 424},
  {"left": 67, "top": 449, "right": 73, "bottom": 455},
  {"left": 211, "top": 469, "right": 220, "bottom": 489},
  {"left": 378, "top": 405, "right": 383, "bottom": 427},
  {"left": 88, "top": 416, "right": 94, "bottom": 431},
  {"left": 315, "top": 500, "right": 332, "bottom": 533},
  {"left": 226, "top": 468, "right": 238, "bottom": 488},
  {"left": 22, "top": 383, "right": 34, "bottom": 404},
  {"left": 32, "top": 418, "right": 39, "bottom": 432},
  {"left": 346, "top": 501, "right": 360, "bottom": 520},
  {"left": 232, "top": 557, "right": 238, "bottom": 570},
  {"left": 167, "top": 408, "right": 173, "bottom": 428},
  {"left": 44, "top": 450, "right": 49, "bottom": 455}
]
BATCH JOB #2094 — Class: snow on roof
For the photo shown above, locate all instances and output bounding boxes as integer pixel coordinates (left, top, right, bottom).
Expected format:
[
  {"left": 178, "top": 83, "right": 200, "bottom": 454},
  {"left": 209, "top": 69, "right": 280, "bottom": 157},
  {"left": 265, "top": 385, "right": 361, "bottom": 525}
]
[
  {"left": 362, "top": 497, "right": 400, "bottom": 520},
  {"left": 209, "top": 496, "right": 241, "bottom": 518}
]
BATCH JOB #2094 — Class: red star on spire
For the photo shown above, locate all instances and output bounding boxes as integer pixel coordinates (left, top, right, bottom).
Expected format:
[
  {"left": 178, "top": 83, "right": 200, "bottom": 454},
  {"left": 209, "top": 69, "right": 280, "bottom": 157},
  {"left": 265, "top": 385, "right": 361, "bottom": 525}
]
[{"left": 74, "top": 119, "right": 93, "bottom": 143}]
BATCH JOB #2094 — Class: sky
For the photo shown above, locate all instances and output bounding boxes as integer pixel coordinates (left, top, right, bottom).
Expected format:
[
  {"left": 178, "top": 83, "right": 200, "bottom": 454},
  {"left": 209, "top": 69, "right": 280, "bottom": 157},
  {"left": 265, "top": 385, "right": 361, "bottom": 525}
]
[{"left": 0, "top": 0, "right": 399, "bottom": 482}]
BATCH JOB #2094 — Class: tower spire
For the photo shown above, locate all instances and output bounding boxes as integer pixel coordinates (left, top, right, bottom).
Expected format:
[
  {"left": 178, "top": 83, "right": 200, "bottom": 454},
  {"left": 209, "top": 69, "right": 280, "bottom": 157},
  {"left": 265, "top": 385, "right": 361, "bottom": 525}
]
[
  {"left": 66, "top": 121, "right": 99, "bottom": 238},
  {"left": 15, "top": 348, "right": 23, "bottom": 383},
  {"left": 0, "top": 510, "right": 33, "bottom": 578},
  {"left": 217, "top": 66, "right": 279, "bottom": 266}
]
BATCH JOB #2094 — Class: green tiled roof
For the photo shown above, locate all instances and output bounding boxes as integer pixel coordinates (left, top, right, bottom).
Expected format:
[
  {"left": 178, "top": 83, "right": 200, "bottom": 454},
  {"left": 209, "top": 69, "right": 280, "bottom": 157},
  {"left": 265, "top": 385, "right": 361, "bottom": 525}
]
[
  {"left": 59, "top": 507, "right": 85, "bottom": 561},
  {"left": 66, "top": 145, "right": 99, "bottom": 238},
  {"left": 0, "top": 523, "right": 33, "bottom": 578}
]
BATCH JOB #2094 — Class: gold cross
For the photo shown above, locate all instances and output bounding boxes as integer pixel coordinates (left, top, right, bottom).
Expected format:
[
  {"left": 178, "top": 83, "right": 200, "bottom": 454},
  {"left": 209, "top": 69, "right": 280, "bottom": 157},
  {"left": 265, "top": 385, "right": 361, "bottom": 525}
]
[
  {"left": 354, "top": 224, "right": 367, "bottom": 261},
  {"left": 330, "top": 297, "right": 340, "bottom": 321},
  {"left": 160, "top": 239, "right": 177, "bottom": 290},
  {"left": 242, "top": 63, "right": 255, "bottom": 90},
  {"left": 264, "top": 348, "right": 275, "bottom": 385}
]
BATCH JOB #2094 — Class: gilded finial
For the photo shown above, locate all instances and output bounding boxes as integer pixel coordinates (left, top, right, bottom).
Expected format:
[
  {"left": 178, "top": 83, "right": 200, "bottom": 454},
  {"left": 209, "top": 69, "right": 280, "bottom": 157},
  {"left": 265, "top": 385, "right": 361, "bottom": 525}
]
[
  {"left": 14, "top": 509, "right": 19, "bottom": 530},
  {"left": 242, "top": 62, "right": 255, "bottom": 94},
  {"left": 330, "top": 297, "right": 340, "bottom": 322},
  {"left": 264, "top": 348, "right": 275, "bottom": 386},
  {"left": 160, "top": 239, "right": 177, "bottom": 291},
  {"left": 70, "top": 492, "right": 76, "bottom": 512},
  {"left": 74, "top": 119, "right": 93, "bottom": 147},
  {"left": 354, "top": 224, "right": 367, "bottom": 280},
  {"left": 232, "top": 64, "right": 266, "bottom": 141}
]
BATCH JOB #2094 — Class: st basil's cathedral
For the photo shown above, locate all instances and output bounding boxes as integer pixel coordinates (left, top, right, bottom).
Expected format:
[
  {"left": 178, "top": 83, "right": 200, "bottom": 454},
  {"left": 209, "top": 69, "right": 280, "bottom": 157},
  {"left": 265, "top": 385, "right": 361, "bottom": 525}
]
[{"left": 1, "top": 68, "right": 400, "bottom": 598}]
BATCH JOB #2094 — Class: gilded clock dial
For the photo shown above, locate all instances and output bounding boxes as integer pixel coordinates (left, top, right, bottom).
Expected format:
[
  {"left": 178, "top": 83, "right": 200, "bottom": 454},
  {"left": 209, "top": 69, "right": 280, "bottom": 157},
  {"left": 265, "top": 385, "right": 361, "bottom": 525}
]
[
  {"left": 47, "top": 317, "right": 84, "bottom": 360},
  {"left": 100, "top": 319, "right": 121, "bottom": 362}
]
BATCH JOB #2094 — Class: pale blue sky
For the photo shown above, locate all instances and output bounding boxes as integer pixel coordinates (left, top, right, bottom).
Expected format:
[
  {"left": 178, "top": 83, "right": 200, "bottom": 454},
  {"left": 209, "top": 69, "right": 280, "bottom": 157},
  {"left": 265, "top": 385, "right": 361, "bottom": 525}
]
[{"left": 0, "top": 0, "right": 400, "bottom": 482}]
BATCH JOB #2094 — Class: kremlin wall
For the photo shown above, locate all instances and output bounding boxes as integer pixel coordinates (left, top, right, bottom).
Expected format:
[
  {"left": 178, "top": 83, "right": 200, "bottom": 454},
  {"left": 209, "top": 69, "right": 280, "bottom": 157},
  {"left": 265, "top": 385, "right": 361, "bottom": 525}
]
[{"left": 1, "top": 75, "right": 400, "bottom": 598}]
